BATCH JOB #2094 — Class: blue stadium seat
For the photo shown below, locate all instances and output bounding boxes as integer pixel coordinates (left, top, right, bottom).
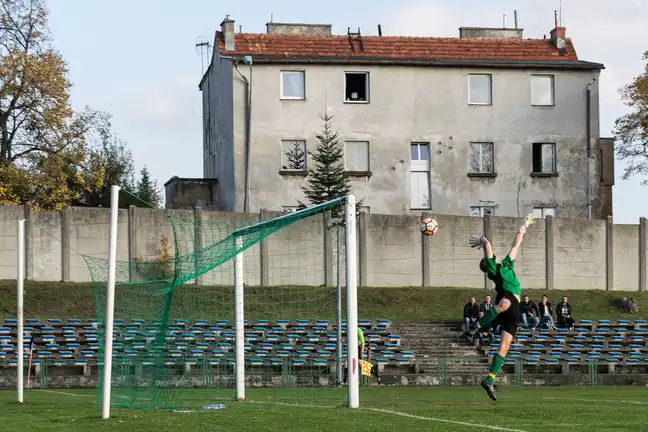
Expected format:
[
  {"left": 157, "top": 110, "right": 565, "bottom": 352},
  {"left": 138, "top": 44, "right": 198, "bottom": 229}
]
[
  {"left": 576, "top": 328, "right": 588, "bottom": 333},
  {"left": 312, "top": 359, "right": 328, "bottom": 366},
  {"left": 566, "top": 357, "right": 579, "bottom": 363},
  {"left": 530, "top": 343, "right": 545, "bottom": 349},
  {"left": 633, "top": 320, "right": 646, "bottom": 324},
  {"left": 549, "top": 351, "right": 563, "bottom": 356},
  {"left": 598, "top": 319, "right": 612, "bottom": 324},
  {"left": 293, "top": 359, "right": 306, "bottom": 366},
  {"left": 592, "top": 335, "right": 605, "bottom": 341},
  {"left": 591, "top": 344, "right": 604, "bottom": 349},
  {"left": 579, "top": 320, "right": 592, "bottom": 324},
  {"left": 528, "top": 351, "right": 542, "bottom": 356},
  {"left": 545, "top": 358, "right": 560, "bottom": 364},
  {"left": 68, "top": 319, "right": 82, "bottom": 324},
  {"left": 525, "top": 358, "right": 538, "bottom": 363},
  {"left": 588, "top": 351, "right": 601, "bottom": 357}
]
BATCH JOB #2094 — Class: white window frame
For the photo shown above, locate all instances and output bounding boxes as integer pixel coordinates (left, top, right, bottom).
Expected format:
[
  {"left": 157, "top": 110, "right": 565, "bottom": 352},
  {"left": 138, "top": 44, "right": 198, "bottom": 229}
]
[
  {"left": 282, "top": 206, "right": 300, "bottom": 213},
  {"left": 533, "top": 207, "right": 557, "bottom": 219},
  {"left": 532, "top": 142, "right": 557, "bottom": 174},
  {"left": 344, "top": 141, "right": 370, "bottom": 172},
  {"left": 470, "top": 206, "right": 495, "bottom": 217},
  {"left": 280, "top": 70, "right": 305, "bottom": 100},
  {"left": 410, "top": 143, "right": 430, "bottom": 171},
  {"left": 410, "top": 171, "right": 431, "bottom": 210},
  {"left": 344, "top": 72, "right": 370, "bottom": 104},
  {"left": 280, "top": 140, "right": 307, "bottom": 171},
  {"left": 469, "top": 142, "right": 494, "bottom": 173},
  {"left": 468, "top": 74, "right": 492, "bottom": 105},
  {"left": 531, "top": 74, "right": 555, "bottom": 106},
  {"left": 410, "top": 143, "right": 431, "bottom": 210}
]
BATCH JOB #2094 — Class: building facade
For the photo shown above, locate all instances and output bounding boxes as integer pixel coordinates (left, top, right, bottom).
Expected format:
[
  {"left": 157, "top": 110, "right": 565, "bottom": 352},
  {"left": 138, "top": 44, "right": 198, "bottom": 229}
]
[{"left": 195, "top": 18, "right": 613, "bottom": 219}]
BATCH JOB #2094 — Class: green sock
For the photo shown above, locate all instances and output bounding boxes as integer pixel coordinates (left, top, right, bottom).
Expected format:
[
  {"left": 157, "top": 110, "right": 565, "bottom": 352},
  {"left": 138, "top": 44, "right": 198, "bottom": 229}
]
[
  {"left": 477, "top": 308, "right": 499, "bottom": 330},
  {"left": 486, "top": 354, "right": 506, "bottom": 384}
]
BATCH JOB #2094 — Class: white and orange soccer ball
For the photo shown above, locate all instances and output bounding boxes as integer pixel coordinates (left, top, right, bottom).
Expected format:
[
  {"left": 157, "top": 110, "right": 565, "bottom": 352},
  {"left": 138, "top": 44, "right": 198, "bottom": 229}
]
[{"left": 421, "top": 218, "right": 439, "bottom": 236}]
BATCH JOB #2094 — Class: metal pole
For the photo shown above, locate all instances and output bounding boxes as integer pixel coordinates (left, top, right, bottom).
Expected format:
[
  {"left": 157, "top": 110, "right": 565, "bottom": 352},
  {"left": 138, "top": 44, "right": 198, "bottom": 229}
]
[
  {"left": 17, "top": 219, "right": 25, "bottom": 404},
  {"left": 345, "top": 195, "right": 359, "bottom": 408},
  {"left": 336, "top": 225, "right": 343, "bottom": 385},
  {"left": 234, "top": 236, "right": 245, "bottom": 400},
  {"left": 102, "top": 185, "right": 120, "bottom": 419}
]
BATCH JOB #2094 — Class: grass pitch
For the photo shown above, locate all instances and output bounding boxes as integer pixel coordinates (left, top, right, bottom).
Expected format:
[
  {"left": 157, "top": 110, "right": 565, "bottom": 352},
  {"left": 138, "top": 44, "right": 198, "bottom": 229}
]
[{"left": 2, "top": 386, "right": 646, "bottom": 432}]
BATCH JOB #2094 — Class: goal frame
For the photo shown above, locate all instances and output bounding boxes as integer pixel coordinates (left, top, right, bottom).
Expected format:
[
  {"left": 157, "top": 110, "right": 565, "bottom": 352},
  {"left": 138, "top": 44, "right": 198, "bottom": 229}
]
[{"left": 100, "top": 188, "right": 360, "bottom": 418}]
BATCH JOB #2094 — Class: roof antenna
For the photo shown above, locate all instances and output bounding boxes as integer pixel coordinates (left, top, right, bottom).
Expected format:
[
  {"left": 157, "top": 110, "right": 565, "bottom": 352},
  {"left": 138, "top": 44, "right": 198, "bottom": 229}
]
[
  {"left": 195, "top": 37, "right": 212, "bottom": 75},
  {"left": 514, "top": 10, "right": 518, "bottom": 29},
  {"left": 378, "top": 24, "right": 382, "bottom": 36},
  {"left": 270, "top": 13, "right": 274, "bottom": 23}
]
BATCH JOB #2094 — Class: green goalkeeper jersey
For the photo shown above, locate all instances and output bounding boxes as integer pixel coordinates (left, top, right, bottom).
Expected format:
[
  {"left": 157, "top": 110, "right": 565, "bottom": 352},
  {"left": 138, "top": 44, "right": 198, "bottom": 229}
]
[{"left": 482, "top": 255, "right": 521, "bottom": 296}]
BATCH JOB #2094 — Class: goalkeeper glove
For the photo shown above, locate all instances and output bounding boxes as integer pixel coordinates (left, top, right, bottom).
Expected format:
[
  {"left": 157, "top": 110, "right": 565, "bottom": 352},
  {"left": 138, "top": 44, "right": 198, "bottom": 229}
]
[
  {"left": 469, "top": 235, "right": 486, "bottom": 249},
  {"left": 518, "top": 213, "right": 536, "bottom": 234}
]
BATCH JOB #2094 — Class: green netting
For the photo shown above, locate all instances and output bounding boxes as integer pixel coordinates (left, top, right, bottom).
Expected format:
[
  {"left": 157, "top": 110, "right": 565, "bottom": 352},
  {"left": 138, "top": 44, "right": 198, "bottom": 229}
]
[{"left": 83, "top": 197, "right": 347, "bottom": 411}]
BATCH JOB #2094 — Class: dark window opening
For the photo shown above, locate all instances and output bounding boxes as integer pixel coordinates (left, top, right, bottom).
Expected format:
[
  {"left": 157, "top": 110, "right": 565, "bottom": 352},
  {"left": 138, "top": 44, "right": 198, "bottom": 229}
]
[
  {"left": 345, "top": 73, "right": 368, "bottom": 102},
  {"left": 532, "top": 143, "right": 556, "bottom": 173}
]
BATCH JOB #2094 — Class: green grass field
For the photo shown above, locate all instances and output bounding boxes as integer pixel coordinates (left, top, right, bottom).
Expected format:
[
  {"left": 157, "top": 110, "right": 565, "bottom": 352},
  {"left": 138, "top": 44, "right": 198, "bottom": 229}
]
[
  {"left": 1, "top": 386, "right": 646, "bottom": 432},
  {"left": 1, "top": 280, "right": 647, "bottom": 321}
]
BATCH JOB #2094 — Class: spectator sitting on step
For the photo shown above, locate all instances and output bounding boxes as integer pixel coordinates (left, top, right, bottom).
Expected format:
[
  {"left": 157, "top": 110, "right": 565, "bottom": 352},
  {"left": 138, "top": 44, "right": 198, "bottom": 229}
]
[
  {"left": 474, "top": 312, "right": 496, "bottom": 347},
  {"left": 463, "top": 296, "right": 479, "bottom": 333},
  {"left": 556, "top": 296, "right": 575, "bottom": 330},
  {"left": 480, "top": 295, "right": 493, "bottom": 314},
  {"left": 520, "top": 295, "right": 539, "bottom": 331},
  {"left": 538, "top": 295, "right": 556, "bottom": 329}
]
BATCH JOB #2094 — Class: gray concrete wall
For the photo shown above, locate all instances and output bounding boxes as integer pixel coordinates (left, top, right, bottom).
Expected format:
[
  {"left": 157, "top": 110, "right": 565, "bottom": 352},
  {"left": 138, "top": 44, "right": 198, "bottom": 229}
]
[
  {"left": 202, "top": 55, "right": 236, "bottom": 211},
  {"left": 0, "top": 204, "right": 646, "bottom": 291},
  {"left": 217, "top": 64, "right": 602, "bottom": 217}
]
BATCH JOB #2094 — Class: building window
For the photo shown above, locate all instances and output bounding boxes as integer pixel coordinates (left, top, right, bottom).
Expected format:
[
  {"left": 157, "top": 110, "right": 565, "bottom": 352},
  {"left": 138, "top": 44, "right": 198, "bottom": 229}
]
[
  {"left": 344, "top": 141, "right": 369, "bottom": 171},
  {"left": 469, "top": 74, "right": 492, "bottom": 105},
  {"left": 532, "top": 143, "right": 556, "bottom": 174},
  {"left": 533, "top": 207, "right": 557, "bottom": 219},
  {"left": 410, "top": 172, "right": 430, "bottom": 209},
  {"left": 280, "top": 71, "right": 305, "bottom": 100},
  {"left": 410, "top": 143, "right": 430, "bottom": 209},
  {"left": 344, "top": 72, "right": 369, "bottom": 103},
  {"left": 282, "top": 206, "right": 300, "bottom": 213},
  {"left": 469, "top": 142, "right": 494, "bottom": 173},
  {"left": 531, "top": 75, "right": 555, "bottom": 106},
  {"left": 470, "top": 206, "right": 495, "bottom": 217},
  {"left": 281, "top": 140, "right": 307, "bottom": 171}
]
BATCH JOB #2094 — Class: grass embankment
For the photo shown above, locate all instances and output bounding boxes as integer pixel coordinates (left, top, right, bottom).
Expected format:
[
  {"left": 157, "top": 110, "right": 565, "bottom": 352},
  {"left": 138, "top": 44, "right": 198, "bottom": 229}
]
[{"left": 0, "top": 280, "right": 646, "bottom": 322}]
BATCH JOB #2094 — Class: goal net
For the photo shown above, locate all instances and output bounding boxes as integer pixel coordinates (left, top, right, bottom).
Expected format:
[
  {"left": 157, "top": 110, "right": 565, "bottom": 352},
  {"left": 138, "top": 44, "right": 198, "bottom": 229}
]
[{"left": 84, "top": 193, "right": 359, "bottom": 413}]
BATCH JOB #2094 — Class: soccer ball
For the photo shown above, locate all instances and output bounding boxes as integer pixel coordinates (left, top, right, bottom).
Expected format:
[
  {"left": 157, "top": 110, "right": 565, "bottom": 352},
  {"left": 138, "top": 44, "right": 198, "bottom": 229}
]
[{"left": 421, "top": 218, "right": 439, "bottom": 236}]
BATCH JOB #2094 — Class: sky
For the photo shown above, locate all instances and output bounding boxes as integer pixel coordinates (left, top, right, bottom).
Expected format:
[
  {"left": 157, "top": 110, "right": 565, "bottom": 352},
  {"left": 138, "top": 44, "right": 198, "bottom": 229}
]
[{"left": 47, "top": 0, "right": 648, "bottom": 223}]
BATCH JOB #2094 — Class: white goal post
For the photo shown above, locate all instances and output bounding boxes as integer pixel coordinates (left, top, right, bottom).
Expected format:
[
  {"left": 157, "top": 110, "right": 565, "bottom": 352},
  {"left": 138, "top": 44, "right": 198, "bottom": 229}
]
[
  {"left": 101, "top": 188, "right": 359, "bottom": 417},
  {"left": 232, "top": 194, "right": 360, "bottom": 407}
]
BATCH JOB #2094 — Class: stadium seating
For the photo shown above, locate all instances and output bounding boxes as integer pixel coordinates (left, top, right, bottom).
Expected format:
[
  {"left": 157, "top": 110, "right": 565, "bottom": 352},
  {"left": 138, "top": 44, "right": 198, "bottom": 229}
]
[
  {"left": 0, "top": 318, "right": 414, "bottom": 370},
  {"left": 482, "top": 319, "right": 648, "bottom": 367}
]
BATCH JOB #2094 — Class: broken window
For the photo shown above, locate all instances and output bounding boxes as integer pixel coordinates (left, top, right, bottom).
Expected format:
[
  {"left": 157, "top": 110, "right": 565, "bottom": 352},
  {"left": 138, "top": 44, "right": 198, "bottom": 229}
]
[
  {"left": 533, "top": 207, "right": 557, "bottom": 219},
  {"left": 281, "top": 140, "right": 307, "bottom": 171},
  {"left": 470, "top": 206, "right": 495, "bottom": 217},
  {"left": 469, "top": 142, "right": 494, "bottom": 173},
  {"left": 344, "top": 72, "right": 369, "bottom": 102},
  {"left": 532, "top": 143, "right": 556, "bottom": 173}
]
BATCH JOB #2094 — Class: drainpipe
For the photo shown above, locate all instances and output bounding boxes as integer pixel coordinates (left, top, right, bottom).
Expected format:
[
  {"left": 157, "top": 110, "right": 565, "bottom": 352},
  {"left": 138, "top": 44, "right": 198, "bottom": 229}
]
[
  {"left": 234, "top": 57, "right": 253, "bottom": 213},
  {"left": 586, "top": 72, "right": 600, "bottom": 220}
]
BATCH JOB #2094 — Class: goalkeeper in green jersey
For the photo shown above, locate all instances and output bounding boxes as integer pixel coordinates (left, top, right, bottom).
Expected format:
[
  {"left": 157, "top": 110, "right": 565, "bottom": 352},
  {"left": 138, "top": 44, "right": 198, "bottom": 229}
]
[{"left": 468, "top": 213, "right": 536, "bottom": 401}]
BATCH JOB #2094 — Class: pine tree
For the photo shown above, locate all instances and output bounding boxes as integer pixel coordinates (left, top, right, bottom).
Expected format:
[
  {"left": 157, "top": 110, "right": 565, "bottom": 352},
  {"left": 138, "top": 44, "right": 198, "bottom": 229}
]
[
  {"left": 283, "top": 140, "right": 306, "bottom": 170},
  {"left": 300, "top": 113, "right": 352, "bottom": 218},
  {"left": 136, "top": 166, "right": 163, "bottom": 208}
]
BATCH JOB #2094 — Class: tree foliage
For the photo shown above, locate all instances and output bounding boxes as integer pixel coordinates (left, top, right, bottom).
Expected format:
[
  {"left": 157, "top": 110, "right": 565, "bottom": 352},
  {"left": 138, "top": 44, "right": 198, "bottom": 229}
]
[
  {"left": 0, "top": 0, "right": 106, "bottom": 210},
  {"left": 283, "top": 140, "right": 305, "bottom": 170},
  {"left": 135, "top": 166, "right": 163, "bottom": 209},
  {"left": 615, "top": 50, "right": 648, "bottom": 184},
  {"left": 299, "top": 113, "right": 358, "bottom": 219},
  {"left": 73, "top": 122, "right": 138, "bottom": 208}
]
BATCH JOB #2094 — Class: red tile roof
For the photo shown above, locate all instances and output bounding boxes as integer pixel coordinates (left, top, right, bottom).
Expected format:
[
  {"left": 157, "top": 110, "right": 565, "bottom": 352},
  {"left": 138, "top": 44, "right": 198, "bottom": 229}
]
[{"left": 217, "top": 32, "right": 592, "bottom": 65}]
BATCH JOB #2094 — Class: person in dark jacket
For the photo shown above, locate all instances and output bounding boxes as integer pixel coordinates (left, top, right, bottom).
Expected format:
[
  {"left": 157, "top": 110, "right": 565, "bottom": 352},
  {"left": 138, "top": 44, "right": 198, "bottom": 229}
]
[
  {"left": 538, "top": 295, "right": 555, "bottom": 329},
  {"left": 463, "top": 296, "right": 479, "bottom": 332},
  {"left": 520, "top": 295, "right": 539, "bottom": 330},
  {"left": 556, "top": 296, "right": 575, "bottom": 329},
  {"left": 479, "top": 295, "right": 493, "bottom": 314}
]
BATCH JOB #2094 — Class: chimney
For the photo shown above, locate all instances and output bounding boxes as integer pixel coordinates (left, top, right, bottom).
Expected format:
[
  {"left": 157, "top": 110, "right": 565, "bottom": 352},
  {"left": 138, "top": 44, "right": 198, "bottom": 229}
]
[
  {"left": 266, "top": 22, "right": 332, "bottom": 36},
  {"left": 550, "top": 26, "right": 566, "bottom": 55},
  {"left": 221, "top": 16, "right": 235, "bottom": 51}
]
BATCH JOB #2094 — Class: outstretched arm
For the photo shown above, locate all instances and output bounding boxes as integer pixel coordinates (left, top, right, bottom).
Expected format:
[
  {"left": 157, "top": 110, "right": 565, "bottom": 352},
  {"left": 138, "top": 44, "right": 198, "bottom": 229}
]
[
  {"left": 507, "top": 231, "right": 524, "bottom": 261},
  {"left": 508, "top": 213, "right": 536, "bottom": 261},
  {"left": 482, "top": 237, "right": 494, "bottom": 259}
]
